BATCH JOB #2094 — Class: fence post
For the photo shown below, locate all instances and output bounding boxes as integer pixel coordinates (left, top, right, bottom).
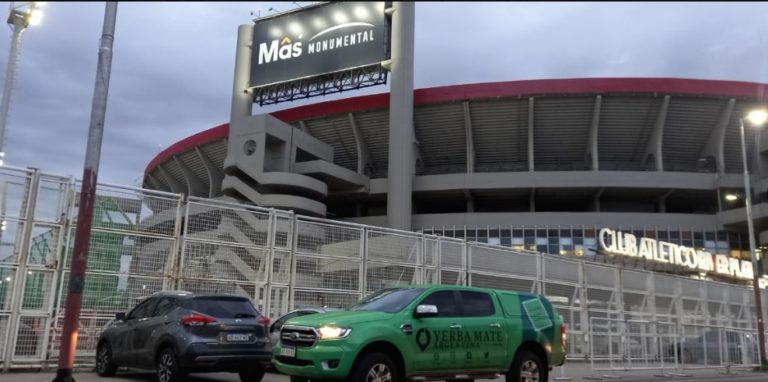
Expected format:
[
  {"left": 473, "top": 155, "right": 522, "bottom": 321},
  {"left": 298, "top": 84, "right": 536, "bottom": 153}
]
[
  {"left": 360, "top": 226, "right": 368, "bottom": 298},
  {"left": 263, "top": 209, "right": 277, "bottom": 318},
  {"left": 288, "top": 214, "right": 298, "bottom": 312},
  {"left": 2, "top": 169, "right": 41, "bottom": 371},
  {"left": 436, "top": 236, "right": 442, "bottom": 284},
  {"left": 164, "top": 194, "right": 186, "bottom": 291},
  {"left": 464, "top": 242, "right": 470, "bottom": 286},
  {"left": 579, "top": 262, "right": 591, "bottom": 363},
  {"left": 418, "top": 233, "right": 425, "bottom": 285},
  {"left": 537, "top": 251, "right": 544, "bottom": 294},
  {"left": 174, "top": 199, "right": 193, "bottom": 292}
]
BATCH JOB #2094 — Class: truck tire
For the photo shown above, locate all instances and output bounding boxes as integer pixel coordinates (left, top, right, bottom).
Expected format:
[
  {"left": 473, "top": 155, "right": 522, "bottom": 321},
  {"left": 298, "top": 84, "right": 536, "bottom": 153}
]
[
  {"left": 507, "top": 350, "right": 547, "bottom": 382},
  {"left": 290, "top": 377, "right": 309, "bottom": 382},
  {"left": 348, "top": 352, "right": 401, "bottom": 382}
]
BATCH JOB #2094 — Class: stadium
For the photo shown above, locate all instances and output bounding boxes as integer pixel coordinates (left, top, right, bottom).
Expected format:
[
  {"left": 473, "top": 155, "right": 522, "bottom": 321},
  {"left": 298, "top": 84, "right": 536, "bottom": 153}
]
[{"left": 143, "top": 77, "right": 768, "bottom": 275}]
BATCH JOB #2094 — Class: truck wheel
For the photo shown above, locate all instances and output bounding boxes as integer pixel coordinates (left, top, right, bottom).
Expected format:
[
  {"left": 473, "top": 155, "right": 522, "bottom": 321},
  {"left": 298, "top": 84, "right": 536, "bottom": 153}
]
[
  {"left": 507, "top": 350, "right": 547, "bottom": 382},
  {"left": 349, "top": 352, "right": 400, "bottom": 382},
  {"left": 290, "top": 377, "right": 309, "bottom": 382}
]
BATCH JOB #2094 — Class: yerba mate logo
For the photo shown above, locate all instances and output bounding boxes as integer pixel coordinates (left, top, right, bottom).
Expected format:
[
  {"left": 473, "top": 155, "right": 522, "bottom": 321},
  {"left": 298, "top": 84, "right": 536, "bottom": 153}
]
[{"left": 416, "top": 328, "right": 431, "bottom": 351}]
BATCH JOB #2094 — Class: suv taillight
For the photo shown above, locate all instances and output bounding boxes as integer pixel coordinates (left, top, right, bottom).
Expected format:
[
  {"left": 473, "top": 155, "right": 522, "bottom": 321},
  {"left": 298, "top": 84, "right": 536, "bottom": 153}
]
[
  {"left": 561, "top": 322, "right": 567, "bottom": 350},
  {"left": 258, "top": 316, "right": 270, "bottom": 326},
  {"left": 181, "top": 313, "right": 216, "bottom": 326}
]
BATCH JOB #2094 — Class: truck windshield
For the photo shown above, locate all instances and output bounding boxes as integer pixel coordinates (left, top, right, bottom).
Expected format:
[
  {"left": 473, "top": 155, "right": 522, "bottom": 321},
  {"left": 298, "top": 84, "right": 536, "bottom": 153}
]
[{"left": 349, "top": 288, "right": 425, "bottom": 313}]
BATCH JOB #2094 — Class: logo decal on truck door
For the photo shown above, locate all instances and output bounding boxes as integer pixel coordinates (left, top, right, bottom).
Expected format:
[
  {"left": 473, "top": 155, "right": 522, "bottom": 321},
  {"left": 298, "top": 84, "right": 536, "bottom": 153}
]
[{"left": 416, "top": 328, "right": 431, "bottom": 351}]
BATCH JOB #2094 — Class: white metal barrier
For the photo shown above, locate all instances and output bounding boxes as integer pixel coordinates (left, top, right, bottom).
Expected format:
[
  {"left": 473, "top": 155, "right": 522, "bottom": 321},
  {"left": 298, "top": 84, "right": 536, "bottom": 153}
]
[
  {"left": 587, "top": 317, "right": 760, "bottom": 378},
  {"left": 0, "top": 167, "right": 766, "bottom": 371}
]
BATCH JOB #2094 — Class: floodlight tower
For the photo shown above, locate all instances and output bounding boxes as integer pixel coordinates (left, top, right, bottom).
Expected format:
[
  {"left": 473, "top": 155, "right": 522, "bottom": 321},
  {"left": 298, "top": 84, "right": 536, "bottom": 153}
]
[{"left": 0, "top": 1, "right": 44, "bottom": 166}]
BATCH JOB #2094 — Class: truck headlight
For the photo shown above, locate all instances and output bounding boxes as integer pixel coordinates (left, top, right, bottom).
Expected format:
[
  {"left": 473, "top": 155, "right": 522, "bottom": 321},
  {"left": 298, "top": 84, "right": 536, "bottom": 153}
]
[{"left": 318, "top": 326, "right": 351, "bottom": 339}]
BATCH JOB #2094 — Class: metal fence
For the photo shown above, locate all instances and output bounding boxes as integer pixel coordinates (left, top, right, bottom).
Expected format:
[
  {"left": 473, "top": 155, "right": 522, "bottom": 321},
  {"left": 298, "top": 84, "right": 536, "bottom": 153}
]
[{"left": 0, "top": 166, "right": 766, "bottom": 373}]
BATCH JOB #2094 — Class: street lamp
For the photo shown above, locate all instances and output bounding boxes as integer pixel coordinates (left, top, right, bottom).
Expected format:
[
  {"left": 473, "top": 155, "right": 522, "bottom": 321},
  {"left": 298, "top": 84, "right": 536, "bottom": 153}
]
[
  {"left": 738, "top": 108, "right": 768, "bottom": 366},
  {"left": 0, "top": 1, "right": 44, "bottom": 166}
]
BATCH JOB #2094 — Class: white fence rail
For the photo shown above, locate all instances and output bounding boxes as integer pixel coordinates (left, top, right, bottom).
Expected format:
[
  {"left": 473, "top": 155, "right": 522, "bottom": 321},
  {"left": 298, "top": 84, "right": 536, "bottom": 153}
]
[{"left": 0, "top": 168, "right": 765, "bottom": 372}]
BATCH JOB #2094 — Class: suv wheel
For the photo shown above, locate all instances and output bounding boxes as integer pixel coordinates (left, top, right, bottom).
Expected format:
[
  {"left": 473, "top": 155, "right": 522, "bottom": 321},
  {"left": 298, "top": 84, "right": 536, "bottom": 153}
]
[
  {"left": 507, "top": 350, "right": 546, "bottom": 382},
  {"left": 157, "top": 347, "right": 185, "bottom": 382},
  {"left": 95, "top": 342, "right": 117, "bottom": 377},
  {"left": 239, "top": 366, "right": 266, "bottom": 382},
  {"left": 349, "top": 352, "right": 401, "bottom": 382}
]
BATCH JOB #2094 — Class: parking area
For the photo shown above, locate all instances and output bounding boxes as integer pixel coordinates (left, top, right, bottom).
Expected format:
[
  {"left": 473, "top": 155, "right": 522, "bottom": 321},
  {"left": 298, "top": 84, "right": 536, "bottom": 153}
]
[{"left": 5, "top": 365, "right": 767, "bottom": 382}]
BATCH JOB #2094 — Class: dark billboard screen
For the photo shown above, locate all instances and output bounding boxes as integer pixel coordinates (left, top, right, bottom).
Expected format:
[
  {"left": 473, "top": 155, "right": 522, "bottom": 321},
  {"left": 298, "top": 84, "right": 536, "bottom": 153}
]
[{"left": 250, "top": 1, "right": 389, "bottom": 88}]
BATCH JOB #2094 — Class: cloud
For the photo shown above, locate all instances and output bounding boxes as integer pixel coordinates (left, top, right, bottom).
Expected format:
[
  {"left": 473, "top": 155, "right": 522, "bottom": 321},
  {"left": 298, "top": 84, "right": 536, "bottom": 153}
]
[{"left": 1, "top": 1, "right": 768, "bottom": 186}]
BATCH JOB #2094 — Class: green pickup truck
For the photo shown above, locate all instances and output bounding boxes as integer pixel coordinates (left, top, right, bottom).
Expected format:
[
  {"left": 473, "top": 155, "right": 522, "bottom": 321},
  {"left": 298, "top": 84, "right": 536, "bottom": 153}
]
[{"left": 274, "top": 285, "right": 566, "bottom": 382}]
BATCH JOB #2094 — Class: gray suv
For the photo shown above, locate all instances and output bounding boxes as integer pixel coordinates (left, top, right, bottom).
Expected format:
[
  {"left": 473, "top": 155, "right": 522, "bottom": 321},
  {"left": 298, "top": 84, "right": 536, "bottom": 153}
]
[{"left": 95, "top": 291, "right": 271, "bottom": 382}]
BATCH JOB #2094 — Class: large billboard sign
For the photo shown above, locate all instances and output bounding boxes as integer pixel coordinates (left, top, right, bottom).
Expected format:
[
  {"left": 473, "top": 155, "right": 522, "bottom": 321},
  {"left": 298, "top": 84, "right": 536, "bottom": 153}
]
[{"left": 250, "top": 1, "right": 390, "bottom": 103}]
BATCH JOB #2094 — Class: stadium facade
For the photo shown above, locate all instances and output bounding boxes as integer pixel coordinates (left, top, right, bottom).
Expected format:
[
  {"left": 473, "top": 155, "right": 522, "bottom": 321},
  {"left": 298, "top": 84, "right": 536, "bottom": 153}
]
[{"left": 143, "top": 77, "right": 768, "bottom": 280}]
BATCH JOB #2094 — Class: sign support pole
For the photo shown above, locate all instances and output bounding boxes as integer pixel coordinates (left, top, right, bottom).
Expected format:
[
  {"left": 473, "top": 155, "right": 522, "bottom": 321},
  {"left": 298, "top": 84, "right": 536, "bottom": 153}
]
[
  {"left": 231, "top": 24, "right": 253, "bottom": 124},
  {"left": 386, "top": 1, "right": 415, "bottom": 231}
]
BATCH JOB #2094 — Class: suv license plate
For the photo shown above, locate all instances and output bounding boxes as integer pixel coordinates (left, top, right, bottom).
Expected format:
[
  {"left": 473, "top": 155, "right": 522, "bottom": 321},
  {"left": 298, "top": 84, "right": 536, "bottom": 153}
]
[
  {"left": 226, "top": 333, "right": 251, "bottom": 342},
  {"left": 281, "top": 346, "right": 296, "bottom": 357}
]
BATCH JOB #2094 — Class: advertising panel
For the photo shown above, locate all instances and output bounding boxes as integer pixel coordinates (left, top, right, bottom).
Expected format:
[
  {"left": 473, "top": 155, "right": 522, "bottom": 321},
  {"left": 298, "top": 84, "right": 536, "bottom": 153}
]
[{"left": 250, "top": 1, "right": 389, "bottom": 89}]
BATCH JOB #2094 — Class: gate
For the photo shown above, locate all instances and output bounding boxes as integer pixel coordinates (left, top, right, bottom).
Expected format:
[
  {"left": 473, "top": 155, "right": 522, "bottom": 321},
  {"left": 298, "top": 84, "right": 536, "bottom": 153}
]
[
  {"left": 677, "top": 324, "right": 760, "bottom": 369},
  {"left": 588, "top": 318, "right": 680, "bottom": 376},
  {"left": 0, "top": 169, "right": 70, "bottom": 370}
]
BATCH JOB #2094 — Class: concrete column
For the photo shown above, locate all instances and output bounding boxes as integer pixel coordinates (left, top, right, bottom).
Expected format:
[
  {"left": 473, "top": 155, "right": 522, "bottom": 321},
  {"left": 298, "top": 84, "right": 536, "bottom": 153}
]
[
  {"left": 231, "top": 24, "right": 254, "bottom": 125},
  {"left": 588, "top": 95, "right": 601, "bottom": 170},
  {"left": 386, "top": 2, "right": 416, "bottom": 230},
  {"left": 644, "top": 96, "right": 669, "bottom": 171},
  {"left": 528, "top": 97, "right": 535, "bottom": 172},
  {"left": 700, "top": 98, "right": 735, "bottom": 174},
  {"left": 463, "top": 101, "right": 475, "bottom": 173}
]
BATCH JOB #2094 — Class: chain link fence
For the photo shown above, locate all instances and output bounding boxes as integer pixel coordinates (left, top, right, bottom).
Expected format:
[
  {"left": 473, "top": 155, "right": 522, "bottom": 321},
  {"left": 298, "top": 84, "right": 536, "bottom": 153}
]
[{"left": 0, "top": 167, "right": 766, "bottom": 372}]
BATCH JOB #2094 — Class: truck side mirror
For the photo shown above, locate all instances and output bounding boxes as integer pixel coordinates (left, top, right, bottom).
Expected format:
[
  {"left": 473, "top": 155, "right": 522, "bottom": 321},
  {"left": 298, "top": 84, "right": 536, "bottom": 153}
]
[
  {"left": 115, "top": 312, "right": 126, "bottom": 321},
  {"left": 414, "top": 304, "right": 438, "bottom": 319}
]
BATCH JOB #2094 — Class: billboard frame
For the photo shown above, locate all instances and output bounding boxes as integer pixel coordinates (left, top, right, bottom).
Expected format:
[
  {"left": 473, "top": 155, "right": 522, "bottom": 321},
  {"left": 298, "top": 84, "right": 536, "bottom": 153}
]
[{"left": 249, "top": 1, "right": 392, "bottom": 106}]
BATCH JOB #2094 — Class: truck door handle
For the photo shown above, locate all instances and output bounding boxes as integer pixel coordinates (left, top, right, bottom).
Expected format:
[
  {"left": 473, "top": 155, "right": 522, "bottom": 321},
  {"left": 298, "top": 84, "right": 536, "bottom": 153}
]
[
  {"left": 489, "top": 322, "right": 501, "bottom": 328},
  {"left": 450, "top": 324, "right": 462, "bottom": 329}
]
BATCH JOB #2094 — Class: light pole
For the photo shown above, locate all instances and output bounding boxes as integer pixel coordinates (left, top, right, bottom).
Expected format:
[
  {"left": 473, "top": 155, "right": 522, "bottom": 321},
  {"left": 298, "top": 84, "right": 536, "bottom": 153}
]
[
  {"left": 0, "top": 1, "right": 44, "bottom": 166},
  {"left": 738, "top": 109, "right": 768, "bottom": 366}
]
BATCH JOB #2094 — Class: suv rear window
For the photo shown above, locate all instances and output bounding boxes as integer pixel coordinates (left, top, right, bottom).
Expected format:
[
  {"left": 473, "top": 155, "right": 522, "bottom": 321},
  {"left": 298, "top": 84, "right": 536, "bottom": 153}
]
[{"left": 187, "top": 297, "right": 259, "bottom": 318}]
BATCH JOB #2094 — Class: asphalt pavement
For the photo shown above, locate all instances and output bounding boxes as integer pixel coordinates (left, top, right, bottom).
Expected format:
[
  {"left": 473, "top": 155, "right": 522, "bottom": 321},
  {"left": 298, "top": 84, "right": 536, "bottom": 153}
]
[{"left": 2, "top": 364, "right": 767, "bottom": 382}]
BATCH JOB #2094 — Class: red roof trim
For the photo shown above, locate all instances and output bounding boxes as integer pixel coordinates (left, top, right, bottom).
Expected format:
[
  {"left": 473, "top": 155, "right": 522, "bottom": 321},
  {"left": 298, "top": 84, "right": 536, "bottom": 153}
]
[
  {"left": 145, "top": 78, "right": 768, "bottom": 176},
  {"left": 145, "top": 123, "right": 229, "bottom": 176}
]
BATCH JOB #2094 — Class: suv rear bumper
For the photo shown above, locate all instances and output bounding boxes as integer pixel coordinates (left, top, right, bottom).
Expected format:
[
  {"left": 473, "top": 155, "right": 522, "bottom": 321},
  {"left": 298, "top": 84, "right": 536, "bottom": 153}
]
[{"left": 179, "top": 342, "right": 273, "bottom": 372}]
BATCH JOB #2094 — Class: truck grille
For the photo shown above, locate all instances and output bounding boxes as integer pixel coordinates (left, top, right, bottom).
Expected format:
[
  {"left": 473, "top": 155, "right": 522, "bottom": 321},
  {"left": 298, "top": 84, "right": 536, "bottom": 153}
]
[{"left": 281, "top": 325, "right": 318, "bottom": 347}]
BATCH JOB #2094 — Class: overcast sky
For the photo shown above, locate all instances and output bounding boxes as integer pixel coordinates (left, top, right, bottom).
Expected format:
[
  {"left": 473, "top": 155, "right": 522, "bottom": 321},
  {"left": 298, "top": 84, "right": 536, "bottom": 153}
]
[{"left": 2, "top": 1, "right": 768, "bottom": 186}]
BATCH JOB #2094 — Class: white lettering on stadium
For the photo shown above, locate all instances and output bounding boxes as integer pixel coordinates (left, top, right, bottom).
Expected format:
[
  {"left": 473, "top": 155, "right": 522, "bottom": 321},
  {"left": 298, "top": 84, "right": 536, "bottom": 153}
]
[
  {"left": 598, "top": 228, "right": 766, "bottom": 287},
  {"left": 307, "top": 30, "right": 374, "bottom": 54}
]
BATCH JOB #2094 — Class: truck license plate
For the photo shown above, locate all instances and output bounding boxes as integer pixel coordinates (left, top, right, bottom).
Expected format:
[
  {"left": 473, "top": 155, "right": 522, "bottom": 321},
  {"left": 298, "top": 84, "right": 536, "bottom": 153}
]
[
  {"left": 280, "top": 346, "right": 296, "bottom": 357},
  {"left": 226, "top": 333, "right": 251, "bottom": 342}
]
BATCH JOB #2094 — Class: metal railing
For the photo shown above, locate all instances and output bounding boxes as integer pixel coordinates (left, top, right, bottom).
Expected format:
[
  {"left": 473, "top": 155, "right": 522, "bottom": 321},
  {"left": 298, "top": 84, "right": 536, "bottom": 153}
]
[{"left": 0, "top": 167, "right": 765, "bottom": 371}]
